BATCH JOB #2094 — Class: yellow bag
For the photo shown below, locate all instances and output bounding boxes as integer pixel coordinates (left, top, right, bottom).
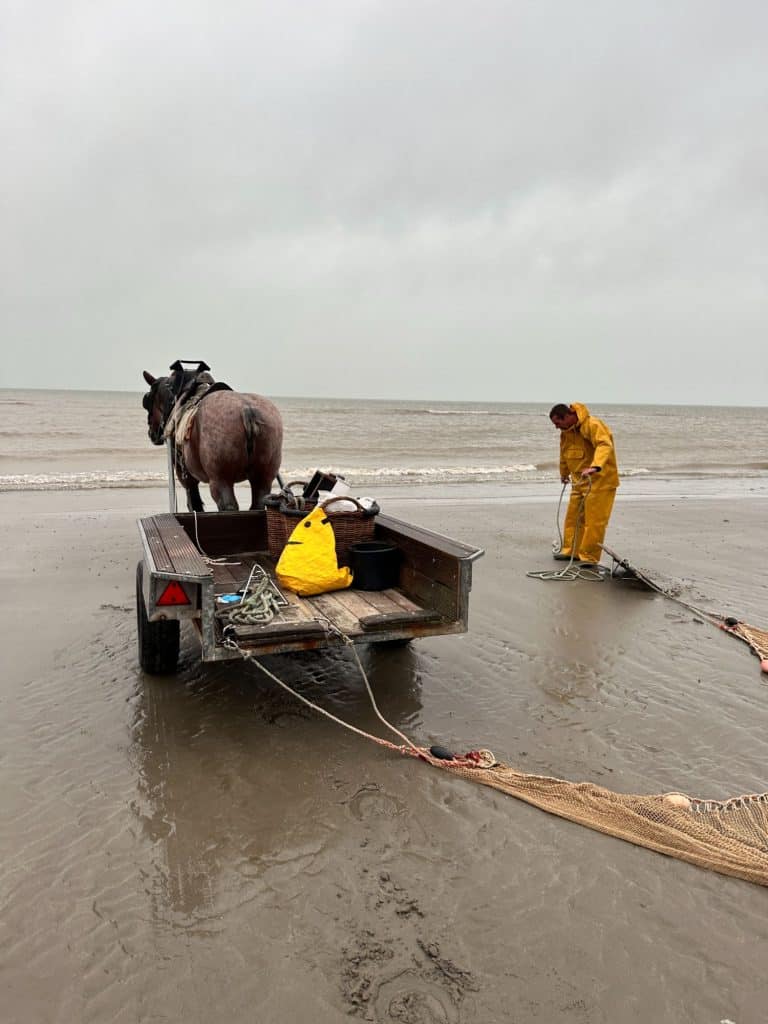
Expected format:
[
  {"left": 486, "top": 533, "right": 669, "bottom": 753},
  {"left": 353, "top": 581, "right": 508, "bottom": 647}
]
[{"left": 275, "top": 505, "right": 353, "bottom": 596}]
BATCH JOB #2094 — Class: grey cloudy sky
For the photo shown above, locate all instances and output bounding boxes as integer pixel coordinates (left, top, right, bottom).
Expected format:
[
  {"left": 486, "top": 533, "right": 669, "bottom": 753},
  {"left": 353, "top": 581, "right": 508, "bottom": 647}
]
[{"left": 2, "top": 1, "right": 766, "bottom": 403}]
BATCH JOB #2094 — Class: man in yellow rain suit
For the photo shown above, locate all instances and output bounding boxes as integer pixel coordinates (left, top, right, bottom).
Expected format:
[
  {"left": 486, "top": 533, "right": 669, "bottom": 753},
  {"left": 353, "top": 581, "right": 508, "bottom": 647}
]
[{"left": 549, "top": 403, "right": 619, "bottom": 567}]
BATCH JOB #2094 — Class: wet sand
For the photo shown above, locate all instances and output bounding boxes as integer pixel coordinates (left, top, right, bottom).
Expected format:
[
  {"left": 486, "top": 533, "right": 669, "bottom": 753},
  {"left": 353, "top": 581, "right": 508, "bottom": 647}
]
[{"left": 1, "top": 486, "right": 767, "bottom": 1023}]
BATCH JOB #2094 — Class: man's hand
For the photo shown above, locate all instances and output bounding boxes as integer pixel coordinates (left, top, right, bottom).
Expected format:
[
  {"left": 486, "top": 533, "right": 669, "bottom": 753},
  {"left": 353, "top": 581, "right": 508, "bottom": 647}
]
[
  {"left": 561, "top": 475, "right": 570, "bottom": 484},
  {"left": 581, "top": 466, "right": 600, "bottom": 477}
]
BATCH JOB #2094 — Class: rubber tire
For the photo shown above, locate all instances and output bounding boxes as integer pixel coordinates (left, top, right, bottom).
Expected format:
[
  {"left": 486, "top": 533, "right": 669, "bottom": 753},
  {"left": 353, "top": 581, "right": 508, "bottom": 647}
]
[{"left": 136, "top": 562, "right": 180, "bottom": 675}]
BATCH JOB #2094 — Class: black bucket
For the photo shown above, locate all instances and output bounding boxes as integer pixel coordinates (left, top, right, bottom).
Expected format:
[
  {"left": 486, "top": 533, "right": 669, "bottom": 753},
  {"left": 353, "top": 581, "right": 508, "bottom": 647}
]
[{"left": 349, "top": 541, "right": 401, "bottom": 591}]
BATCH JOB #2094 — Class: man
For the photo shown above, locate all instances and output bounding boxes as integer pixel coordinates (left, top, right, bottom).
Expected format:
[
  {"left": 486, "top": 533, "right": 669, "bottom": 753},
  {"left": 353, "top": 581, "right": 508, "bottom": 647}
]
[{"left": 549, "top": 403, "right": 619, "bottom": 567}]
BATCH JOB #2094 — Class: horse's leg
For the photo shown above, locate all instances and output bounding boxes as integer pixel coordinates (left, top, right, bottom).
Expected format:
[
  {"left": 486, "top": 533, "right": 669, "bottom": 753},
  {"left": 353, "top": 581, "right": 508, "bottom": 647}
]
[
  {"left": 210, "top": 482, "right": 239, "bottom": 512},
  {"left": 176, "top": 460, "right": 204, "bottom": 512},
  {"left": 185, "top": 480, "right": 205, "bottom": 513},
  {"left": 248, "top": 476, "right": 270, "bottom": 510}
]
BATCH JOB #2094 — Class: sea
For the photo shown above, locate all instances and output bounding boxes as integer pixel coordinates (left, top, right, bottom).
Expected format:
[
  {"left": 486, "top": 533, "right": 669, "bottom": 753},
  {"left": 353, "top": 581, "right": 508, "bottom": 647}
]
[{"left": 0, "top": 389, "right": 766, "bottom": 499}]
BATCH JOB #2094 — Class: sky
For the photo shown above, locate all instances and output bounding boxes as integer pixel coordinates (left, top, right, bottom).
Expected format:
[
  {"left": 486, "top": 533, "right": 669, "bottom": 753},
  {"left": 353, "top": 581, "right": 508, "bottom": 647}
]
[{"left": 1, "top": 1, "right": 766, "bottom": 404}]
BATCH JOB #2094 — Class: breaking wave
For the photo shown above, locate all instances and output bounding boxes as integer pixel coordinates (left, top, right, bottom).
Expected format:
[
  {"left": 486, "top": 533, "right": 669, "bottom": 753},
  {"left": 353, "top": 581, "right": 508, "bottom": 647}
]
[
  {"left": 3, "top": 463, "right": 761, "bottom": 494},
  {"left": 286, "top": 464, "right": 540, "bottom": 485},
  {"left": 0, "top": 470, "right": 168, "bottom": 492},
  {"left": 1, "top": 465, "right": 544, "bottom": 492}
]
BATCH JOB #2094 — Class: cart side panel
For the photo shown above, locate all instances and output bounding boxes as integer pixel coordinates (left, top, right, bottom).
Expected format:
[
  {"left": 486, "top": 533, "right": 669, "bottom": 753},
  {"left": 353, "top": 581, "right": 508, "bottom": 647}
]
[
  {"left": 138, "top": 515, "right": 212, "bottom": 624},
  {"left": 374, "top": 514, "right": 482, "bottom": 629},
  {"left": 142, "top": 514, "right": 211, "bottom": 576},
  {"left": 138, "top": 509, "right": 484, "bottom": 661},
  {"left": 176, "top": 510, "right": 268, "bottom": 558}
]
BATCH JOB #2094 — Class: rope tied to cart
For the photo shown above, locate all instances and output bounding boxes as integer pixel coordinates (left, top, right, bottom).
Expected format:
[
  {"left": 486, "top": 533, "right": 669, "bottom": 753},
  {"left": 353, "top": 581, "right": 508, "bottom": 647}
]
[
  {"left": 220, "top": 541, "right": 768, "bottom": 889},
  {"left": 192, "top": 510, "right": 241, "bottom": 567},
  {"left": 222, "top": 628, "right": 768, "bottom": 887},
  {"left": 223, "top": 628, "right": 424, "bottom": 756}
]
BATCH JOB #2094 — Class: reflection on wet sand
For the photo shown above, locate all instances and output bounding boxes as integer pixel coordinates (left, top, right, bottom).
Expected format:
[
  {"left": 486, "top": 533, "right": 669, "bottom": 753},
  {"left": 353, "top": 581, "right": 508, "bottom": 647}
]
[
  {"left": 130, "top": 644, "right": 425, "bottom": 924},
  {"left": 6, "top": 494, "right": 768, "bottom": 1021}
]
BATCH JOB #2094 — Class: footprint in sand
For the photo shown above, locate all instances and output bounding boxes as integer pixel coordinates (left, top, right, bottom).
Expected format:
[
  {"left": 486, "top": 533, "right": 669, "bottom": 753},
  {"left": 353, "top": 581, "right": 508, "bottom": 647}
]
[
  {"left": 373, "top": 970, "right": 460, "bottom": 1024},
  {"left": 347, "top": 784, "right": 406, "bottom": 822}
]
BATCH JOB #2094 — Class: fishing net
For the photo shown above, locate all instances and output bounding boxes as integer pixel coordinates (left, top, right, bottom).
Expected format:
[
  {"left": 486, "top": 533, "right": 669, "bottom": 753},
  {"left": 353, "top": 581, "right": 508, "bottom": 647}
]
[
  {"left": 724, "top": 621, "right": 768, "bottom": 671},
  {"left": 240, "top": 635, "right": 768, "bottom": 886},
  {"left": 420, "top": 551, "right": 768, "bottom": 884},
  {"left": 416, "top": 749, "right": 768, "bottom": 887},
  {"left": 235, "top": 536, "right": 768, "bottom": 887}
]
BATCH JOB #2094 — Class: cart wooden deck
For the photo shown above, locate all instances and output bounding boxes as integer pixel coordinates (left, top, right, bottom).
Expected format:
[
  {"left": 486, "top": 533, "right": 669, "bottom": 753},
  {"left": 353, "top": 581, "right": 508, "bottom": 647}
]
[{"left": 136, "top": 508, "right": 484, "bottom": 672}]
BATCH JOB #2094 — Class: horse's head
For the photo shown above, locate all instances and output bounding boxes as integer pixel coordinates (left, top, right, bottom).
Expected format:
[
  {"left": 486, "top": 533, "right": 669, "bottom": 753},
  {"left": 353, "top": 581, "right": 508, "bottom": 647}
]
[{"left": 141, "top": 371, "right": 175, "bottom": 445}]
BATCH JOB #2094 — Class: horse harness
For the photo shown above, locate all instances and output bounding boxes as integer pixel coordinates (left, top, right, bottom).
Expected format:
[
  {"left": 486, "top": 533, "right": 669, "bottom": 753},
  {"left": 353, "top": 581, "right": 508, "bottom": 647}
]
[
  {"left": 159, "top": 371, "right": 233, "bottom": 479},
  {"left": 162, "top": 374, "right": 232, "bottom": 442}
]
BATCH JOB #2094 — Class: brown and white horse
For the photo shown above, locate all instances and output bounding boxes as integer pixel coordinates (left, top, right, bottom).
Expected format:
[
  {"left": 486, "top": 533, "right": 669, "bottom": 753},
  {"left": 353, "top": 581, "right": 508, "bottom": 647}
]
[{"left": 142, "top": 367, "right": 283, "bottom": 512}]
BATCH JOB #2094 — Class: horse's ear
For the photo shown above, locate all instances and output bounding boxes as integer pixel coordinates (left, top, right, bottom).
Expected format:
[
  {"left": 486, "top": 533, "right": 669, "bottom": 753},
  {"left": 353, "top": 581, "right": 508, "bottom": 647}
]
[{"left": 143, "top": 371, "right": 156, "bottom": 386}]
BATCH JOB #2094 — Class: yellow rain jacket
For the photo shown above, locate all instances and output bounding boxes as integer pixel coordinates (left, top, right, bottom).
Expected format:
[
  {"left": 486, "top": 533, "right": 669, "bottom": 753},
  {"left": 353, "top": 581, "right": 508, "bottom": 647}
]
[
  {"left": 276, "top": 505, "right": 353, "bottom": 596},
  {"left": 559, "top": 402, "right": 619, "bottom": 490}
]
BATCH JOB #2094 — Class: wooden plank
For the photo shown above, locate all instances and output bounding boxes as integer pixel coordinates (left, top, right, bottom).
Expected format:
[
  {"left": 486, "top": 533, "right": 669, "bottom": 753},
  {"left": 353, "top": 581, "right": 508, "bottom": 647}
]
[
  {"left": 335, "top": 584, "right": 445, "bottom": 630},
  {"left": 308, "top": 592, "right": 363, "bottom": 635},
  {"left": 344, "top": 561, "right": 459, "bottom": 623},
  {"left": 212, "top": 561, "right": 245, "bottom": 591},
  {"left": 281, "top": 589, "right": 319, "bottom": 622},
  {"left": 362, "top": 588, "right": 423, "bottom": 615},
  {"left": 360, "top": 609, "right": 442, "bottom": 632},
  {"left": 376, "top": 531, "right": 460, "bottom": 592},
  {"left": 230, "top": 619, "right": 328, "bottom": 641},
  {"left": 331, "top": 588, "right": 384, "bottom": 620},
  {"left": 400, "top": 565, "right": 460, "bottom": 622},
  {"left": 142, "top": 517, "right": 174, "bottom": 574},
  {"left": 152, "top": 513, "right": 211, "bottom": 577}
]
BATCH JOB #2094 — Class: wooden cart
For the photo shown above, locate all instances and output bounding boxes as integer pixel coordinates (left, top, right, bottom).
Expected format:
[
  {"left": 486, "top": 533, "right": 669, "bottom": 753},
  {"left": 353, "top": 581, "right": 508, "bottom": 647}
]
[{"left": 136, "top": 507, "right": 484, "bottom": 674}]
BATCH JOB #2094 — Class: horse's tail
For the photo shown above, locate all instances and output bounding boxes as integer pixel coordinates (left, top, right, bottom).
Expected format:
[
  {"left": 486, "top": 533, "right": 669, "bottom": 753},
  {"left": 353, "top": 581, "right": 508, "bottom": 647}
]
[{"left": 242, "top": 405, "right": 262, "bottom": 462}]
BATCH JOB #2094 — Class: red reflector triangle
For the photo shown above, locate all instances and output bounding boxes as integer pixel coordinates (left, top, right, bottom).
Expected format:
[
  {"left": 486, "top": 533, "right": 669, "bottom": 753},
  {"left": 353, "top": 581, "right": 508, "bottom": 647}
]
[{"left": 157, "top": 581, "right": 191, "bottom": 606}]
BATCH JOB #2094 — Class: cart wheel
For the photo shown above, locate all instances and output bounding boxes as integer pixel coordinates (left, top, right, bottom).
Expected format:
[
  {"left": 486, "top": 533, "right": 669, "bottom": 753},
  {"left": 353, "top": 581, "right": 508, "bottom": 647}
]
[{"left": 136, "top": 562, "right": 180, "bottom": 675}]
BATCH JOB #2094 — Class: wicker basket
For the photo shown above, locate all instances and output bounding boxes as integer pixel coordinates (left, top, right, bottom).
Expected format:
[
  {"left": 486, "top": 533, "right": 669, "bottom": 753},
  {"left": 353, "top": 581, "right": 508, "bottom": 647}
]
[
  {"left": 265, "top": 493, "right": 378, "bottom": 565},
  {"left": 265, "top": 482, "right": 314, "bottom": 557}
]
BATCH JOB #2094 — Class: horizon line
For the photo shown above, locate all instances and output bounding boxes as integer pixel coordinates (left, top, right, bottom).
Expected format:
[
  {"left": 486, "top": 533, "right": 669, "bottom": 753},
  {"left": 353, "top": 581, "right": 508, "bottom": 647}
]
[{"left": 0, "top": 385, "right": 764, "bottom": 410}]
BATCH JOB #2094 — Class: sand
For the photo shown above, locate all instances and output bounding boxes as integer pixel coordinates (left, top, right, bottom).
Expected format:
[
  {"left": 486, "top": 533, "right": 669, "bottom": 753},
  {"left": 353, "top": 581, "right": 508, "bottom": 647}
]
[{"left": 1, "top": 485, "right": 767, "bottom": 1023}]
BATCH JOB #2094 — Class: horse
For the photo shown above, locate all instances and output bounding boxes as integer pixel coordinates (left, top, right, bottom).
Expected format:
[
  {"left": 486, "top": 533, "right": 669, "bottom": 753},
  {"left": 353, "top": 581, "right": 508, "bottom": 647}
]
[{"left": 142, "top": 365, "right": 283, "bottom": 512}]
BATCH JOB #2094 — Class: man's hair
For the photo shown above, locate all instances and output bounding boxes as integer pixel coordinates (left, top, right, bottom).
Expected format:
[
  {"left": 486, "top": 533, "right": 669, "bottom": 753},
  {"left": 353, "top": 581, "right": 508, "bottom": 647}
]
[{"left": 549, "top": 404, "right": 571, "bottom": 418}]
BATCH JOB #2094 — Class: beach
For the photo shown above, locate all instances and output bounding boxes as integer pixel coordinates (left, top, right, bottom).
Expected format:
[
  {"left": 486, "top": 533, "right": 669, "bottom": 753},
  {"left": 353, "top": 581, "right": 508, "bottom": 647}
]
[{"left": 2, "top": 483, "right": 767, "bottom": 1023}]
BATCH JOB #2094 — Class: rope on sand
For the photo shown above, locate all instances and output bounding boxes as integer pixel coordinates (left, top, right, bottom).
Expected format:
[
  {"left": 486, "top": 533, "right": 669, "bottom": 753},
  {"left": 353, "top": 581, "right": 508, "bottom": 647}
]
[
  {"left": 224, "top": 628, "right": 422, "bottom": 756},
  {"left": 223, "top": 629, "right": 768, "bottom": 886},
  {"left": 601, "top": 547, "right": 768, "bottom": 675},
  {"left": 527, "top": 480, "right": 606, "bottom": 582}
]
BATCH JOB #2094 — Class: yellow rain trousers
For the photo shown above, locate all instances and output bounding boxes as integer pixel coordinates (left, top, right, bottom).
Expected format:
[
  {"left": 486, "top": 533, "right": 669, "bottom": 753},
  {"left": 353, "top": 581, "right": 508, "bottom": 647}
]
[
  {"left": 562, "top": 486, "right": 616, "bottom": 564},
  {"left": 559, "top": 403, "right": 619, "bottom": 564}
]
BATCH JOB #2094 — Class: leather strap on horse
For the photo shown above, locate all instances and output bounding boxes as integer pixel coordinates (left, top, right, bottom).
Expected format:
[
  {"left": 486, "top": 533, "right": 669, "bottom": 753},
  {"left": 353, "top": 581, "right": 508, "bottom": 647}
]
[{"left": 162, "top": 375, "right": 215, "bottom": 444}]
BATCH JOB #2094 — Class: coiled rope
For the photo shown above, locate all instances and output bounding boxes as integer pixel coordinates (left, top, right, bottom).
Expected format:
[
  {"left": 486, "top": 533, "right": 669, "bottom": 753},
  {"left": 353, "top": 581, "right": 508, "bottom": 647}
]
[
  {"left": 527, "top": 480, "right": 605, "bottom": 582},
  {"left": 225, "top": 574, "right": 282, "bottom": 625}
]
